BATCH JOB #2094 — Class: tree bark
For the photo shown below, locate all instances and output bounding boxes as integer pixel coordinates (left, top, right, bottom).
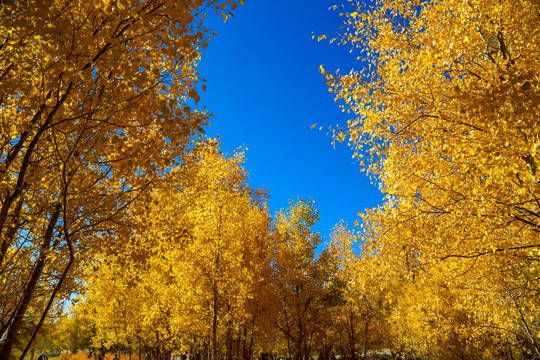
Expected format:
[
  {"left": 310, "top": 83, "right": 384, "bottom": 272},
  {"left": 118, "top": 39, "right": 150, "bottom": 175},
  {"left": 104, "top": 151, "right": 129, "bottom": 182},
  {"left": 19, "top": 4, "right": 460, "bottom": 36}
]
[
  {"left": 348, "top": 307, "right": 356, "bottom": 360},
  {"left": 0, "top": 197, "right": 23, "bottom": 269},
  {"left": 19, "top": 230, "right": 75, "bottom": 360},
  {"left": 212, "top": 280, "right": 219, "bottom": 360},
  {"left": 0, "top": 203, "right": 62, "bottom": 360}
]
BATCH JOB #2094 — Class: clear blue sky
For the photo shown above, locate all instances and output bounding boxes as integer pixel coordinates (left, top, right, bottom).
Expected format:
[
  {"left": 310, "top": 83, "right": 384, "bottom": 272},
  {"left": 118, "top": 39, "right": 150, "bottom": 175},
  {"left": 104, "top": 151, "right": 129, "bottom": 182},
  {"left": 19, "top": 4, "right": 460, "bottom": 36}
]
[{"left": 197, "top": 0, "right": 382, "bottom": 240}]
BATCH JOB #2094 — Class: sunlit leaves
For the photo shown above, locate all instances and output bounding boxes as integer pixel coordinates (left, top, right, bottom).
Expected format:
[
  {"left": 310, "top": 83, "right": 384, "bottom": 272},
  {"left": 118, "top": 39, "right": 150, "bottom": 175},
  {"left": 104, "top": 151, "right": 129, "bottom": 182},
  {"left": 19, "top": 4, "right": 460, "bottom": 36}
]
[
  {"left": 83, "top": 141, "right": 273, "bottom": 358},
  {"left": 329, "top": 0, "right": 540, "bottom": 357},
  {"left": 0, "top": 0, "right": 235, "bottom": 357}
]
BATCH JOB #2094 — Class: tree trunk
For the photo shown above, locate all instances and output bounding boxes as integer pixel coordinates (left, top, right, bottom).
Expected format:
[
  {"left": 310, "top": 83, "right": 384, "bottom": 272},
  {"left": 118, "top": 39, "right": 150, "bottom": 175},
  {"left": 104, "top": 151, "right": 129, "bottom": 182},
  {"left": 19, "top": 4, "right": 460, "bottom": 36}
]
[
  {"left": 225, "top": 324, "right": 232, "bottom": 360},
  {"left": 0, "top": 197, "right": 23, "bottom": 270},
  {"left": 348, "top": 308, "right": 356, "bottom": 360},
  {"left": 363, "top": 317, "right": 368, "bottom": 359},
  {"left": 0, "top": 204, "right": 61, "bottom": 360},
  {"left": 19, "top": 231, "right": 74, "bottom": 360},
  {"left": 242, "top": 326, "right": 247, "bottom": 360},
  {"left": 235, "top": 328, "right": 241, "bottom": 360},
  {"left": 248, "top": 329, "right": 254, "bottom": 360},
  {"left": 212, "top": 280, "right": 219, "bottom": 360}
]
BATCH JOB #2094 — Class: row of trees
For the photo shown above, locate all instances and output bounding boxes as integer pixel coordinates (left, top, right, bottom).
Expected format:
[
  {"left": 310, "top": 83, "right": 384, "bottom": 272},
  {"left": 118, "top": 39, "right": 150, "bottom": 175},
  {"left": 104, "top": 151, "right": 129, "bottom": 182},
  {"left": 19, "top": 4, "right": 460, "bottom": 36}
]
[
  {"left": 51, "top": 135, "right": 539, "bottom": 360},
  {"left": 42, "top": 141, "right": 342, "bottom": 360},
  {"left": 76, "top": 142, "right": 332, "bottom": 359},
  {"left": 324, "top": 0, "right": 540, "bottom": 358},
  {"left": 42, "top": 141, "right": 399, "bottom": 360}
]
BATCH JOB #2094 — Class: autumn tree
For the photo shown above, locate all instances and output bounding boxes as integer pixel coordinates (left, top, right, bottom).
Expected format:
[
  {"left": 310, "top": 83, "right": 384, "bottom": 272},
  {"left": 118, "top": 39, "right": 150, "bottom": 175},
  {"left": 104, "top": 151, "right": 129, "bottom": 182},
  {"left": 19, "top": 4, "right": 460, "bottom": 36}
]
[
  {"left": 324, "top": 225, "right": 362, "bottom": 360},
  {"left": 263, "top": 199, "right": 329, "bottom": 360},
  {"left": 169, "top": 142, "right": 272, "bottom": 360},
  {"left": 82, "top": 141, "right": 272, "bottom": 360},
  {"left": 25, "top": 306, "right": 94, "bottom": 357},
  {"left": 0, "top": 0, "right": 241, "bottom": 358},
  {"left": 326, "top": 0, "right": 540, "bottom": 358},
  {"left": 324, "top": 224, "right": 394, "bottom": 360}
]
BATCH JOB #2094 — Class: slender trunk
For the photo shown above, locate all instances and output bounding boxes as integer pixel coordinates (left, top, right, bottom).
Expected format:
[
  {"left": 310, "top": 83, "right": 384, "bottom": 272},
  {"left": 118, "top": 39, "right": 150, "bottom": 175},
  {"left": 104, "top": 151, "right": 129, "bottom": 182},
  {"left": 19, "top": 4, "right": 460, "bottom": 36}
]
[
  {"left": 286, "top": 324, "right": 292, "bottom": 360},
  {"left": 0, "top": 204, "right": 61, "bottom": 360},
  {"left": 242, "top": 326, "right": 247, "bottom": 360},
  {"left": 363, "top": 317, "right": 368, "bottom": 359},
  {"left": 306, "top": 329, "right": 314, "bottom": 360},
  {"left": 156, "top": 331, "right": 160, "bottom": 360},
  {"left": 508, "top": 340, "right": 515, "bottom": 360},
  {"left": 212, "top": 210, "right": 222, "bottom": 360},
  {"left": 19, "top": 230, "right": 75, "bottom": 360},
  {"left": 348, "top": 308, "right": 356, "bottom": 360},
  {"left": 235, "top": 328, "right": 241, "bottom": 360},
  {"left": 226, "top": 324, "right": 232, "bottom": 360},
  {"left": 513, "top": 298, "right": 540, "bottom": 358},
  {"left": 212, "top": 280, "right": 219, "bottom": 360},
  {"left": 138, "top": 335, "right": 142, "bottom": 360},
  {"left": 297, "top": 316, "right": 303, "bottom": 360},
  {"left": 0, "top": 197, "right": 23, "bottom": 268},
  {"left": 248, "top": 329, "right": 253, "bottom": 360}
]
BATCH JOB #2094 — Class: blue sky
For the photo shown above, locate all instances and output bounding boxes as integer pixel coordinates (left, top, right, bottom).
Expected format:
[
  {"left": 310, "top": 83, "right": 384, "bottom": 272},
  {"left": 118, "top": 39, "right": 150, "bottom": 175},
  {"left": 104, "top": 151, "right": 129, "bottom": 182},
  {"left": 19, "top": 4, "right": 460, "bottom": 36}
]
[{"left": 197, "top": 0, "right": 382, "bottom": 239}]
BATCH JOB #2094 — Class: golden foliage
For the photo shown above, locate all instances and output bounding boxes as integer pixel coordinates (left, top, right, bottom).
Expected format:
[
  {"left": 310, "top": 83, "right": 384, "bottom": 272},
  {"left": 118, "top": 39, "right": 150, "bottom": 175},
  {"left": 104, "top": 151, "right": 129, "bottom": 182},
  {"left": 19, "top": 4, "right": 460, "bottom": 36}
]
[
  {"left": 82, "top": 141, "right": 273, "bottom": 359},
  {"left": 0, "top": 0, "right": 238, "bottom": 358},
  {"left": 327, "top": 0, "right": 540, "bottom": 358}
]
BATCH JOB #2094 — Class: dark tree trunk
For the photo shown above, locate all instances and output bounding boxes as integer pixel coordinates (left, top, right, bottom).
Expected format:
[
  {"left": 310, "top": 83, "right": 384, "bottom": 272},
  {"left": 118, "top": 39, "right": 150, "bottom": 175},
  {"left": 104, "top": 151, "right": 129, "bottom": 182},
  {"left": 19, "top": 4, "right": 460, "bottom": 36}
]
[
  {"left": 19, "top": 230, "right": 74, "bottom": 360},
  {"left": 0, "top": 204, "right": 61, "bottom": 360}
]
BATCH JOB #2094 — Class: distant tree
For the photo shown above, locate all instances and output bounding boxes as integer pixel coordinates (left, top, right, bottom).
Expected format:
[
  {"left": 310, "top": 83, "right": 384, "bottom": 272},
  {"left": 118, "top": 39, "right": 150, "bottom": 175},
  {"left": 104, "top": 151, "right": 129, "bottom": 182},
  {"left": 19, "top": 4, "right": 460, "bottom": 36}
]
[{"left": 264, "top": 199, "right": 327, "bottom": 360}]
